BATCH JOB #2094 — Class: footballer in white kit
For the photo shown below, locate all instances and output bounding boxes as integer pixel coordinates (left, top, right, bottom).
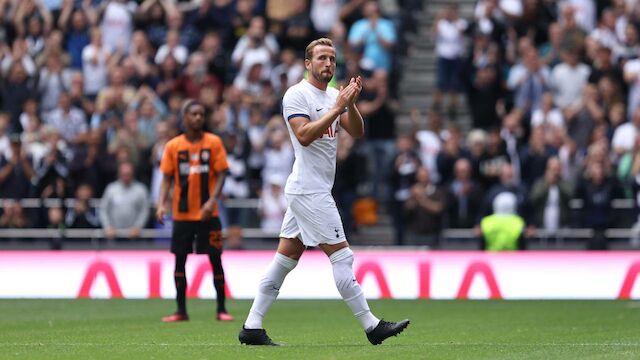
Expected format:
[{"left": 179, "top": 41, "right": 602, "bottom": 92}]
[
  {"left": 279, "top": 76, "right": 347, "bottom": 247},
  {"left": 239, "top": 38, "right": 409, "bottom": 346}
]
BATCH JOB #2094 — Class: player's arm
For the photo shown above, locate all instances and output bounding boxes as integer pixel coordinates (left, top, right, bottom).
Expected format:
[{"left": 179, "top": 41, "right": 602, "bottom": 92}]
[
  {"left": 200, "top": 170, "right": 226, "bottom": 221},
  {"left": 290, "top": 82, "right": 358, "bottom": 146},
  {"left": 340, "top": 77, "right": 364, "bottom": 138},
  {"left": 156, "top": 173, "right": 172, "bottom": 225}
]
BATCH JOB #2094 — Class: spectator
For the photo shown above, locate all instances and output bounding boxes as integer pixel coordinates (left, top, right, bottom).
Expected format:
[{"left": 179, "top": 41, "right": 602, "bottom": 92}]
[
  {"left": 0, "top": 200, "right": 30, "bottom": 230},
  {"left": 68, "top": 130, "right": 114, "bottom": 196},
  {"left": 34, "top": 130, "right": 69, "bottom": 200},
  {"left": 231, "top": 16, "right": 279, "bottom": 83},
  {"left": 520, "top": 126, "right": 556, "bottom": 189},
  {"left": 149, "top": 121, "right": 174, "bottom": 203},
  {"left": 529, "top": 157, "right": 574, "bottom": 235},
  {"left": 564, "top": 84, "right": 601, "bottom": 151},
  {"left": 612, "top": 107, "right": 640, "bottom": 158},
  {"left": 588, "top": 46, "right": 623, "bottom": 87},
  {"left": 82, "top": 28, "right": 111, "bottom": 98},
  {"left": 334, "top": 133, "right": 366, "bottom": 238},
  {"left": 478, "top": 128, "right": 509, "bottom": 190},
  {"left": 128, "top": 86, "right": 167, "bottom": 145},
  {"left": 107, "top": 110, "right": 147, "bottom": 166},
  {"left": 282, "top": 0, "right": 315, "bottom": 53},
  {"left": 1, "top": 61, "right": 37, "bottom": 132},
  {"left": 447, "top": 158, "right": 483, "bottom": 229},
  {"left": 0, "top": 134, "right": 35, "bottom": 200},
  {"left": 551, "top": 50, "right": 591, "bottom": 110},
  {"left": 270, "top": 48, "right": 305, "bottom": 92},
  {"left": 576, "top": 162, "right": 613, "bottom": 249},
  {"left": 259, "top": 174, "right": 287, "bottom": 233},
  {"left": 136, "top": 0, "right": 174, "bottom": 48},
  {"left": 180, "top": 52, "right": 224, "bottom": 100},
  {"left": 245, "top": 106, "right": 267, "bottom": 195},
  {"left": 310, "top": 0, "right": 341, "bottom": 35},
  {"left": 99, "top": 161, "right": 149, "bottom": 240},
  {"left": 404, "top": 166, "right": 446, "bottom": 247},
  {"left": 14, "top": 2, "right": 51, "bottom": 58},
  {"left": 262, "top": 127, "right": 293, "bottom": 185},
  {"left": 221, "top": 86, "right": 250, "bottom": 131},
  {"left": 415, "top": 109, "right": 443, "bottom": 184},
  {"left": 348, "top": 0, "right": 396, "bottom": 72},
  {"left": 359, "top": 69, "right": 395, "bottom": 200},
  {"left": 37, "top": 50, "right": 73, "bottom": 114},
  {"left": 65, "top": 183, "right": 99, "bottom": 230},
  {"left": 155, "top": 29, "right": 188, "bottom": 65},
  {"left": 437, "top": 125, "right": 467, "bottom": 186},
  {"left": 531, "top": 92, "right": 565, "bottom": 134},
  {"left": 43, "top": 92, "right": 88, "bottom": 145},
  {"left": 220, "top": 128, "right": 251, "bottom": 250},
  {"left": 465, "top": 46, "right": 503, "bottom": 128},
  {"left": 389, "top": 134, "right": 420, "bottom": 244},
  {"left": 99, "top": 0, "right": 136, "bottom": 54},
  {"left": 510, "top": 49, "right": 550, "bottom": 117},
  {"left": 479, "top": 163, "right": 528, "bottom": 222},
  {"left": 539, "top": 22, "right": 564, "bottom": 67},
  {"left": 96, "top": 67, "right": 137, "bottom": 113},
  {"left": 480, "top": 191, "right": 526, "bottom": 251},
  {"left": 432, "top": 3, "right": 466, "bottom": 116},
  {"left": 58, "top": 0, "right": 91, "bottom": 70},
  {"left": 2, "top": 38, "right": 36, "bottom": 76},
  {"left": 199, "top": 31, "right": 232, "bottom": 85}
]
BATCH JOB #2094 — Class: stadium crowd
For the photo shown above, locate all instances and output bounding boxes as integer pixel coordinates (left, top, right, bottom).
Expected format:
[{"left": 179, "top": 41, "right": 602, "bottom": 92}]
[
  {"left": 0, "top": 0, "right": 419, "bottom": 247},
  {"left": 1, "top": 0, "right": 640, "bottom": 250}
]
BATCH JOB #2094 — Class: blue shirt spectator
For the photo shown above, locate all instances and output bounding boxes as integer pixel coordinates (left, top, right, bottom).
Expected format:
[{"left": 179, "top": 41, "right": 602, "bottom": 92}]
[{"left": 347, "top": 1, "right": 396, "bottom": 72}]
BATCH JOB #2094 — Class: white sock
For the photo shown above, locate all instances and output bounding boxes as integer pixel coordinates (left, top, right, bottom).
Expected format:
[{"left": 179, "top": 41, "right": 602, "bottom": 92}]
[
  {"left": 244, "top": 252, "right": 298, "bottom": 329},
  {"left": 330, "top": 247, "right": 380, "bottom": 332}
]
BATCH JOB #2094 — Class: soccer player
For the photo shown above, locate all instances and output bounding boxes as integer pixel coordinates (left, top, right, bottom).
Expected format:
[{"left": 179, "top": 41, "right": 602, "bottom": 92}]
[
  {"left": 157, "top": 100, "right": 234, "bottom": 322},
  {"left": 238, "top": 38, "right": 409, "bottom": 346}
]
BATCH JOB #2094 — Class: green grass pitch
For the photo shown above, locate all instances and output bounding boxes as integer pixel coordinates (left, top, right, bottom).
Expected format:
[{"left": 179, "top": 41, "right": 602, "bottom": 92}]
[{"left": 1, "top": 299, "right": 639, "bottom": 359}]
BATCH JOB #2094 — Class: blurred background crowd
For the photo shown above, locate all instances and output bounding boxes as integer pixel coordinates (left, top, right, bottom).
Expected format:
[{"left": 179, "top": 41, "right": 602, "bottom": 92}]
[{"left": 1, "top": 0, "right": 640, "bottom": 250}]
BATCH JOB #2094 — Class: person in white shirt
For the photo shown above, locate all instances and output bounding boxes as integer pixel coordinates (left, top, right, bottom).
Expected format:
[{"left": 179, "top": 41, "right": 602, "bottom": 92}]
[
  {"left": 551, "top": 50, "right": 591, "bottom": 109},
  {"left": 531, "top": 92, "right": 565, "bottom": 134},
  {"left": 82, "top": 28, "right": 110, "bottom": 97},
  {"left": 612, "top": 107, "right": 640, "bottom": 157},
  {"left": 99, "top": 0, "right": 135, "bottom": 54},
  {"left": 433, "top": 4, "right": 467, "bottom": 115},
  {"left": 259, "top": 174, "right": 288, "bottom": 232},
  {"left": 239, "top": 38, "right": 409, "bottom": 346}
]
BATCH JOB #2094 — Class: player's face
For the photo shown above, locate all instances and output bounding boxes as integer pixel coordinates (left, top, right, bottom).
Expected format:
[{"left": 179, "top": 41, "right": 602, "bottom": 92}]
[
  {"left": 184, "top": 104, "right": 205, "bottom": 132},
  {"left": 307, "top": 45, "right": 336, "bottom": 84}
]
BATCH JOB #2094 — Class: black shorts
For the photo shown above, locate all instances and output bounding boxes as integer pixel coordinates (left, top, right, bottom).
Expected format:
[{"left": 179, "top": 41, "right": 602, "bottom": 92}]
[{"left": 171, "top": 218, "right": 223, "bottom": 255}]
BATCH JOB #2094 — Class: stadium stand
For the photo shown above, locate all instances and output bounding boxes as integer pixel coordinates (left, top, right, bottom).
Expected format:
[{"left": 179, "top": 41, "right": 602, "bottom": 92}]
[{"left": 1, "top": 0, "right": 640, "bottom": 250}]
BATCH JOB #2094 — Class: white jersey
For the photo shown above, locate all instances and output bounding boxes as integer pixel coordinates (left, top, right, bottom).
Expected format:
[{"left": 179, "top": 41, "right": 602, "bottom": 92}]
[{"left": 282, "top": 79, "right": 341, "bottom": 195}]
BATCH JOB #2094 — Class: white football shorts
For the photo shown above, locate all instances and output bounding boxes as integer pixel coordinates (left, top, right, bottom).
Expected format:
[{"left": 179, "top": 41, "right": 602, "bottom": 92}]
[{"left": 279, "top": 192, "right": 347, "bottom": 247}]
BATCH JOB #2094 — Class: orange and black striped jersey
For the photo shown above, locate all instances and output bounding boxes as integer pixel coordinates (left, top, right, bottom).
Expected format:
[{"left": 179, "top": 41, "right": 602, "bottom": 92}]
[{"left": 160, "top": 133, "right": 229, "bottom": 221}]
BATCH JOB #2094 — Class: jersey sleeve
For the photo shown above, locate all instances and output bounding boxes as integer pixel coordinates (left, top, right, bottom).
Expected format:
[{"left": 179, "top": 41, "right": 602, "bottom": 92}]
[
  {"left": 159, "top": 140, "right": 175, "bottom": 176},
  {"left": 211, "top": 136, "right": 229, "bottom": 173},
  {"left": 282, "top": 87, "right": 310, "bottom": 121}
]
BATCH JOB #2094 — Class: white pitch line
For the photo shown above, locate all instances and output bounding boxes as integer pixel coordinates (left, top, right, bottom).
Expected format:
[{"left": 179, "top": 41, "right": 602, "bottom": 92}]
[{"left": 1, "top": 343, "right": 639, "bottom": 347}]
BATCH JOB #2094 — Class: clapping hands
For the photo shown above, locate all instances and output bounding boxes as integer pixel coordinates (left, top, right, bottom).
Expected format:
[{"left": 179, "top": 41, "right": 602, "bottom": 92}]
[{"left": 336, "top": 76, "right": 363, "bottom": 109}]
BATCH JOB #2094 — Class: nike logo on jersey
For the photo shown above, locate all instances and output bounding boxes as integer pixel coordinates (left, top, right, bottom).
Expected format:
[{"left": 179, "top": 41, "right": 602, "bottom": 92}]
[{"left": 316, "top": 108, "right": 323, "bottom": 111}]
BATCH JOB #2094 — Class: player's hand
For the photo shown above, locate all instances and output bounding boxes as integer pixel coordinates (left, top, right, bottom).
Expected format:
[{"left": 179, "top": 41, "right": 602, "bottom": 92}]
[
  {"left": 200, "top": 200, "right": 215, "bottom": 221},
  {"left": 335, "top": 82, "right": 358, "bottom": 109},
  {"left": 156, "top": 205, "right": 167, "bottom": 225},
  {"left": 347, "top": 76, "right": 362, "bottom": 106}
]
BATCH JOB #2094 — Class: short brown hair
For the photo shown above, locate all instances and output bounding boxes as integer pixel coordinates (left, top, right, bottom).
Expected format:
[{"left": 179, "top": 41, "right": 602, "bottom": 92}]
[{"left": 305, "top": 38, "right": 334, "bottom": 60}]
